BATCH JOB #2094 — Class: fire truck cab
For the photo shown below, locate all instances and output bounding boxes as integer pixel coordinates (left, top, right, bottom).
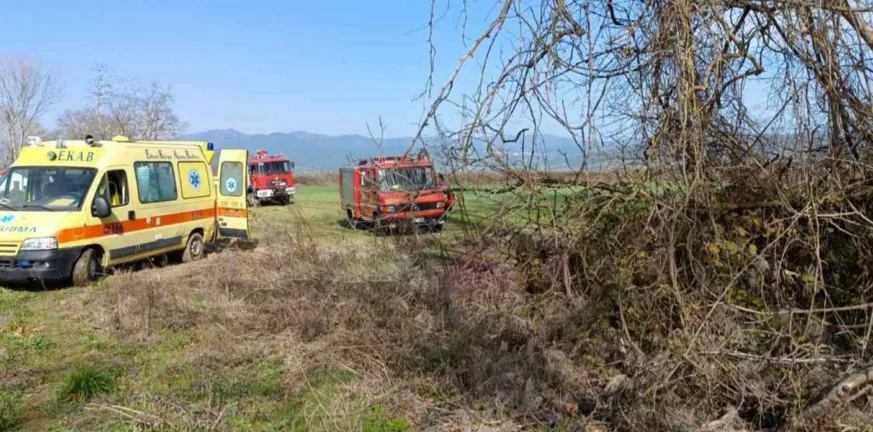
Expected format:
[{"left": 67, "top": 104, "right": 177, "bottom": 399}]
[
  {"left": 247, "top": 150, "right": 295, "bottom": 206},
  {"left": 339, "top": 152, "right": 454, "bottom": 232}
]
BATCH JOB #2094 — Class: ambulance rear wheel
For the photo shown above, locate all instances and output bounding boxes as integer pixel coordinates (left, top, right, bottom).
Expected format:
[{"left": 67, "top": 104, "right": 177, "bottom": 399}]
[
  {"left": 71, "top": 249, "right": 101, "bottom": 287},
  {"left": 182, "top": 232, "right": 205, "bottom": 263}
]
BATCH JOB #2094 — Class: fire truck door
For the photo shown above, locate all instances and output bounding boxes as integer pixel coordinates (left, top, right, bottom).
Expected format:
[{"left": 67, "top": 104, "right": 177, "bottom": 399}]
[
  {"left": 216, "top": 149, "right": 250, "bottom": 239},
  {"left": 363, "top": 169, "right": 379, "bottom": 218}
]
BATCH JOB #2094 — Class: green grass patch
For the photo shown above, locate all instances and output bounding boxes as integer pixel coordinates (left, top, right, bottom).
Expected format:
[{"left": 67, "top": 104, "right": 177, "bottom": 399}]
[
  {"left": 58, "top": 365, "right": 117, "bottom": 402},
  {"left": 232, "top": 367, "right": 410, "bottom": 432},
  {"left": 362, "top": 405, "right": 410, "bottom": 432},
  {"left": 0, "top": 392, "right": 20, "bottom": 432}
]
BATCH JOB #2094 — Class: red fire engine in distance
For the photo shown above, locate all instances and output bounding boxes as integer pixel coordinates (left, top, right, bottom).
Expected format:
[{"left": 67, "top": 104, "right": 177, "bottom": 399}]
[
  {"left": 339, "top": 152, "right": 454, "bottom": 232},
  {"left": 247, "top": 149, "right": 295, "bottom": 206}
]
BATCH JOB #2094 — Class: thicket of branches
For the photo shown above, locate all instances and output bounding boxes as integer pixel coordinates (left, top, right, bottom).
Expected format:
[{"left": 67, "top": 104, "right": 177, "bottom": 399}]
[{"left": 419, "top": 1, "right": 873, "bottom": 430}]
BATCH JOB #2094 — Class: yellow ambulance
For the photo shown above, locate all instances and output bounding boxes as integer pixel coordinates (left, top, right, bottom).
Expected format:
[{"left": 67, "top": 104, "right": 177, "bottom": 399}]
[{"left": 0, "top": 135, "right": 250, "bottom": 286}]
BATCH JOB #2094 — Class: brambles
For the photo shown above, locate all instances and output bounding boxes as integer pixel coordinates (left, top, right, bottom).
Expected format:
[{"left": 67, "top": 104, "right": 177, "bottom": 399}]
[{"left": 412, "top": 0, "right": 873, "bottom": 429}]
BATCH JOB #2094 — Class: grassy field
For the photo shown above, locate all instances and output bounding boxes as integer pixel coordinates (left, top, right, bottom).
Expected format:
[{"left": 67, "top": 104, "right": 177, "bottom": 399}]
[
  {"left": 252, "top": 185, "right": 580, "bottom": 244},
  {"left": 250, "top": 185, "right": 499, "bottom": 243},
  {"left": 0, "top": 185, "right": 595, "bottom": 431},
  {"left": 5, "top": 184, "right": 861, "bottom": 431},
  {"left": 0, "top": 186, "right": 426, "bottom": 431}
]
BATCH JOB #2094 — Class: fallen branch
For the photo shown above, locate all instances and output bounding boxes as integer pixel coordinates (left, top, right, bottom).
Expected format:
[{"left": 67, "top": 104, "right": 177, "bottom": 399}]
[
  {"left": 726, "top": 302, "right": 873, "bottom": 316},
  {"left": 800, "top": 366, "right": 873, "bottom": 419},
  {"left": 700, "top": 350, "right": 854, "bottom": 364}
]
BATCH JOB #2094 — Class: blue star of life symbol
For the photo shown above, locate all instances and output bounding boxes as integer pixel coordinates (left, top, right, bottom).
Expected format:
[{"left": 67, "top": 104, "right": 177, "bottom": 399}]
[
  {"left": 0, "top": 215, "right": 14, "bottom": 224},
  {"left": 226, "top": 178, "right": 237, "bottom": 192},
  {"left": 188, "top": 168, "right": 201, "bottom": 190}
]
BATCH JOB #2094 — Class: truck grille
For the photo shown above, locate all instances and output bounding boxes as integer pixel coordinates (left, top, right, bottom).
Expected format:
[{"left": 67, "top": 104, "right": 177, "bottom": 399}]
[
  {"left": 398, "top": 202, "right": 441, "bottom": 212},
  {"left": 0, "top": 242, "right": 19, "bottom": 256},
  {"left": 270, "top": 180, "right": 287, "bottom": 187}
]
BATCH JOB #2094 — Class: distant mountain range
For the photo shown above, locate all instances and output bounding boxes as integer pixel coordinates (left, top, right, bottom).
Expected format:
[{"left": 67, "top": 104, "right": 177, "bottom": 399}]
[{"left": 183, "top": 129, "right": 600, "bottom": 172}]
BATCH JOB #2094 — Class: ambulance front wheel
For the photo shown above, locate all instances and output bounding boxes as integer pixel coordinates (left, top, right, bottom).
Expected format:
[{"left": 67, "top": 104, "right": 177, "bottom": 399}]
[
  {"left": 71, "top": 248, "right": 101, "bottom": 287},
  {"left": 182, "top": 232, "right": 205, "bottom": 263}
]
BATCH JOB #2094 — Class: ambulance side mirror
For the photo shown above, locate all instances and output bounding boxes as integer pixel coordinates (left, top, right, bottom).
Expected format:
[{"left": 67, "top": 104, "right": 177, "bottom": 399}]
[{"left": 92, "top": 196, "right": 111, "bottom": 218}]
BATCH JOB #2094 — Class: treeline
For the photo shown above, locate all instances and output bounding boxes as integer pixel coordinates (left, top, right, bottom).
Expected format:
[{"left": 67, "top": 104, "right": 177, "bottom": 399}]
[{"left": 0, "top": 58, "right": 183, "bottom": 165}]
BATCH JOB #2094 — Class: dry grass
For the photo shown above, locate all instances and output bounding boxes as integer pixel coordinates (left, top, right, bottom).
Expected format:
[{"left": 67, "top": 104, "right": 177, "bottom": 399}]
[
  {"left": 3, "top": 182, "right": 870, "bottom": 430},
  {"left": 295, "top": 172, "right": 337, "bottom": 186},
  {"left": 86, "top": 216, "right": 872, "bottom": 431}
]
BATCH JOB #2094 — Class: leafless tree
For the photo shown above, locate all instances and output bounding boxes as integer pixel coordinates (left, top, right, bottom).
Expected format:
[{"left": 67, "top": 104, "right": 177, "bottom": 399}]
[
  {"left": 419, "top": 1, "right": 873, "bottom": 429},
  {"left": 136, "top": 80, "right": 184, "bottom": 140},
  {"left": 0, "top": 57, "right": 62, "bottom": 165},
  {"left": 56, "top": 65, "right": 184, "bottom": 140}
]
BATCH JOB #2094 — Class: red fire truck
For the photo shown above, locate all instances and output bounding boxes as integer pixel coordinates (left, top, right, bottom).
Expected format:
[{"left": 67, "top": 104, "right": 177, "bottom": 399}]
[
  {"left": 339, "top": 152, "right": 455, "bottom": 232},
  {"left": 247, "top": 149, "right": 295, "bottom": 206}
]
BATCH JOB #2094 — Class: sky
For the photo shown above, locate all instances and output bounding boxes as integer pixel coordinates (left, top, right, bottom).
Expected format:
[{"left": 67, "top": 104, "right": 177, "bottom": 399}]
[
  {"left": 3, "top": 1, "right": 776, "bottom": 141},
  {"left": 2, "top": 0, "right": 491, "bottom": 137}
]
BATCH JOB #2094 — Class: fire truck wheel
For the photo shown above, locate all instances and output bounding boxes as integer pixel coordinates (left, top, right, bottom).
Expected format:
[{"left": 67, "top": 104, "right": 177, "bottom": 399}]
[
  {"left": 182, "top": 232, "right": 205, "bottom": 263},
  {"left": 71, "top": 248, "right": 101, "bottom": 287},
  {"left": 431, "top": 223, "right": 444, "bottom": 233},
  {"left": 279, "top": 196, "right": 290, "bottom": 206}
]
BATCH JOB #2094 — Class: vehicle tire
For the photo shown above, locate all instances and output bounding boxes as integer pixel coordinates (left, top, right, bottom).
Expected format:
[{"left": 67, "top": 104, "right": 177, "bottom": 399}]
[
  {"left": 71, "top": 248, "right": 101, "bottom": 287},
  {"left": 182, "top": 232, "right": 205, "bottom": 263},
  {"left": 431, "top": 223, "right": 444, "bottom": 233},
  {"left": 279, "top": 196, "right": 290, "bottom": 206}
]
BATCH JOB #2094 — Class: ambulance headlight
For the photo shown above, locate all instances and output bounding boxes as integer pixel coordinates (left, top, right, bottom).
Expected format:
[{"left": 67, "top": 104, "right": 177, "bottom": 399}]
[{"left": 21, "top": 237, "right": 58, "bottom": 251}]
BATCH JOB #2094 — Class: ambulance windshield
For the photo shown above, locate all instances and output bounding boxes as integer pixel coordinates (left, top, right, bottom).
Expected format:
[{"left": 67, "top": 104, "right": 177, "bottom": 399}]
[
  {"left": 0, "top": 167, "right": 98, "bottom": 211},
  {"left": 378, "top": 167, "right": 436, "bottom": 192}
]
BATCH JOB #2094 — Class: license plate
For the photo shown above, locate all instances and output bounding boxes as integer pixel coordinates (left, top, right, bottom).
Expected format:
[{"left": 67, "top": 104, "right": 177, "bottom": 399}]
[{"left": 414, "top": 217, "right": 425, "bottom": 223}]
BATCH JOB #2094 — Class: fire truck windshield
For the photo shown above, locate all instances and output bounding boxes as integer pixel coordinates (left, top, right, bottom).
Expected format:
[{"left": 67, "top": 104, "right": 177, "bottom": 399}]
[
  {"left": 378, "top": 167, "right": 436, "bottom": 192},
  {"left": 256, "top": 161, "right": 293, "bottom": 175}
]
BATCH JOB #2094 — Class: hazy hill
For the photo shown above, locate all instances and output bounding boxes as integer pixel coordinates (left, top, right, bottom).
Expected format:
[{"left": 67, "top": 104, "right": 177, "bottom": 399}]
[{"left": 183, "top": 129, "right": 591, "bottom": 172}]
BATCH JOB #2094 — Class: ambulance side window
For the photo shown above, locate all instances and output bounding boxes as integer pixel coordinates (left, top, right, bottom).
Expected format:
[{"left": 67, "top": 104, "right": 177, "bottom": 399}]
[
  {"left": 134, "top": 162, "right": 177, "bottom": 203},
  {"left": 98, "top": 170, "right": 129, "bottom": 207}
]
